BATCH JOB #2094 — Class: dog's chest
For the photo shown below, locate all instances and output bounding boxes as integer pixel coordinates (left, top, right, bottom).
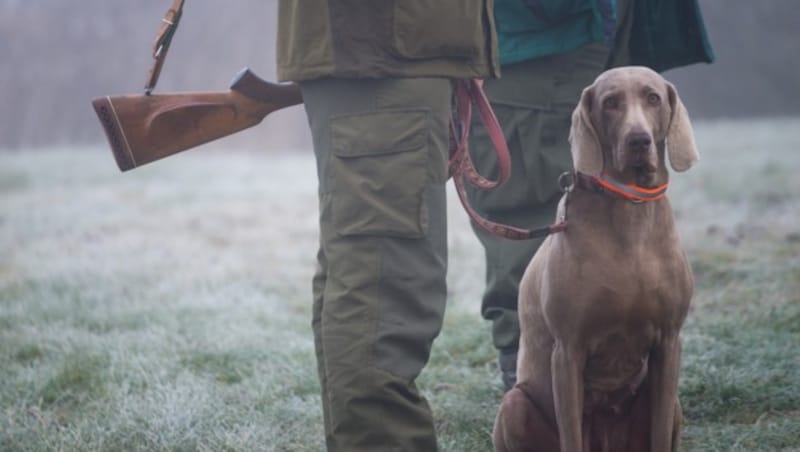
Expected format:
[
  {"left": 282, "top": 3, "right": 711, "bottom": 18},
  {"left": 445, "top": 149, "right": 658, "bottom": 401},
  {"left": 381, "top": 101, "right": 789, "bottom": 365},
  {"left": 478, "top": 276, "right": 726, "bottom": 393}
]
[
  {"left": 557, "top": 214, "right": 693, "bottom": 327},
  {"left": 575, "top": 259, "right": 686, "bottom": 387},
  {"left": 552, "top": 231, "right": 691, "bottom": 393},
  {"left": 583, "top": 328, "right": 652, "bottom": 392}
]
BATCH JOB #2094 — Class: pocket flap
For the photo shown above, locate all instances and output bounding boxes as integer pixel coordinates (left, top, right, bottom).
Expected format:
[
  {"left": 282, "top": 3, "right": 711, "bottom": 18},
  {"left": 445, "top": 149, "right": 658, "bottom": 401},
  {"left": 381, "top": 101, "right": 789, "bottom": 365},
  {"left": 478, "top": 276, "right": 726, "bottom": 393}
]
[{"left": 332, "top": 109, "right": 429, "bottom": 158}]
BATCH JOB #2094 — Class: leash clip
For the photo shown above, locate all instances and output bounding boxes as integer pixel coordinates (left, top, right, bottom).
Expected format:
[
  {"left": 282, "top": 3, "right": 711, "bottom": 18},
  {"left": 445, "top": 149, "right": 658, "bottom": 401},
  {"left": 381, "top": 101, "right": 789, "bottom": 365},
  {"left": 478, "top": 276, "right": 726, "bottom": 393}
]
[{"left": 558, "top": 171, "right": 574, "bottom": 193}]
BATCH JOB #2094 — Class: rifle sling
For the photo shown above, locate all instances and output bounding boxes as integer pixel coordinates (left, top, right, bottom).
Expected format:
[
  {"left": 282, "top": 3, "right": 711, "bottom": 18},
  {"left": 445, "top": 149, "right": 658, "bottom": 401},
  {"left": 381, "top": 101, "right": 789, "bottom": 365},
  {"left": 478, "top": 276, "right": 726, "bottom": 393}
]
[{"left": 145, "top": 0, "right": 186, "bottom": 94}]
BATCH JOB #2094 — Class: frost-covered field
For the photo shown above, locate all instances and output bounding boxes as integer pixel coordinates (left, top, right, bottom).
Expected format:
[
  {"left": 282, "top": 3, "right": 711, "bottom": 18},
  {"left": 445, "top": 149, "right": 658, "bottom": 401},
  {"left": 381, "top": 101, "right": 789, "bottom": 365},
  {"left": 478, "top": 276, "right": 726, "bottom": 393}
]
[{"left": 1, "top": 118, "right": 799, "bottom": 450}]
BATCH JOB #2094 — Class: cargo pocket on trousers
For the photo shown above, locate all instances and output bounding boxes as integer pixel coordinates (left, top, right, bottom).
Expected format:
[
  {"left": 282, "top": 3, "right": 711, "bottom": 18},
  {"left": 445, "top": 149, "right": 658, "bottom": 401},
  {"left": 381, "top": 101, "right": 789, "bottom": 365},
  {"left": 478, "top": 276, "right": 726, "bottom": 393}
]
[{"left": 329, "top": 109, "right": 432, "bottom": 238}]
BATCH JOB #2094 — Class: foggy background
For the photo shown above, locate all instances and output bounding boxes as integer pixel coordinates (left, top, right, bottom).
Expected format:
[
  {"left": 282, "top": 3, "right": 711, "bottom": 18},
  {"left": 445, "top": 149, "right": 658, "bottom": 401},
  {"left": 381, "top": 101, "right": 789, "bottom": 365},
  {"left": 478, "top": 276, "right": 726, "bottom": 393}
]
[{"left": 1, "top": 0, "right": 798, "bottom": 152}]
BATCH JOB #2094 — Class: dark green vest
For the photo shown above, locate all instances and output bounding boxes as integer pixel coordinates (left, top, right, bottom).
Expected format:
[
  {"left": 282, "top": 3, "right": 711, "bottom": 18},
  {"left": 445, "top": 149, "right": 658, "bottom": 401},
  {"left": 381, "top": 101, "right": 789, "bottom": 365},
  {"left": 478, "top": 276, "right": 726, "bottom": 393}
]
[{"left": 276, "top": 0, "right": 500, "bottom": 82}]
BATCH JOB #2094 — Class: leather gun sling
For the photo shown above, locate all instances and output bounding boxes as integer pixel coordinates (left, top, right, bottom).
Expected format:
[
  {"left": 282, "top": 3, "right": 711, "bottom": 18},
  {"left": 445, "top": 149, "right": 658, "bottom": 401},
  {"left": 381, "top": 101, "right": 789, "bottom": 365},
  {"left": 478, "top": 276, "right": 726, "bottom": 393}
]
[{"left": 145, "top": 0, "right": 186, "bottom": 94}]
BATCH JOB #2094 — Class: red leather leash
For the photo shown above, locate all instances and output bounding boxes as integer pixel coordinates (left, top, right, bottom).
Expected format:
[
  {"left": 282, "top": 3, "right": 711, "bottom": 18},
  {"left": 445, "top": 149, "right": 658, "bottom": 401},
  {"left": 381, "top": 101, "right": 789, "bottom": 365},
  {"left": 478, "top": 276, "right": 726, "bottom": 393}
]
[{"left": 449, "top": 79, "right": 567, "bottom": 240}]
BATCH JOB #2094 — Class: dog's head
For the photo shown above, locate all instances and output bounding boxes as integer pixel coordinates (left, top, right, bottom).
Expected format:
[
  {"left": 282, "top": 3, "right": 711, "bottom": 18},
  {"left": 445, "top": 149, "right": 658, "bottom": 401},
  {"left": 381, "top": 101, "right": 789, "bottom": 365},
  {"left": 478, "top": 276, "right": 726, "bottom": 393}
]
[{"left": 569, "top": 66, "right": 699, "bottom": 187}]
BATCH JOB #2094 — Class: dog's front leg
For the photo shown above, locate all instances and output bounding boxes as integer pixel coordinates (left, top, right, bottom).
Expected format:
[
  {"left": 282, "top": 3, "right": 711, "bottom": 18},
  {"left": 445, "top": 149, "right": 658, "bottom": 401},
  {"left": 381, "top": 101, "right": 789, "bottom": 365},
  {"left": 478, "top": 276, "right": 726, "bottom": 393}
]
[
  {"left": 551, "top": 342, "right": 585, "bottom": 452},
  {"left": 649, "top": 334, "right": 682, "bottom": 452}
]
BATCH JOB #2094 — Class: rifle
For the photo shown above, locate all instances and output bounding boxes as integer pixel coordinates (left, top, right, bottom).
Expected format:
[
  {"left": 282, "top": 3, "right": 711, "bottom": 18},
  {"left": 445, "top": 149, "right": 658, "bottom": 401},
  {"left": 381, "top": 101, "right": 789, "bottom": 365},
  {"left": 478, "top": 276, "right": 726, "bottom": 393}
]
[
  {"left": 91, "top": 0, "right": 302, "bottom": 172},
  {"left": 92, "top": 70, "right": 302, "bottom": 172}
]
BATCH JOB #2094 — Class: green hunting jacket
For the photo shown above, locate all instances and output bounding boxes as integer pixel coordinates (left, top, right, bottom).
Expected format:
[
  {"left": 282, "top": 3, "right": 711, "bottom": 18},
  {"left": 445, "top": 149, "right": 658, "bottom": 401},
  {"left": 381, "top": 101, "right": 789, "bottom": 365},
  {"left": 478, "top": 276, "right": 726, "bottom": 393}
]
[
  {"left": 621, "top": 0, "right": 714, "bottom": 72},
  {"left": 495, "top": 0, "right": 714, "bottom": 71},
  {"left": 276, "top": 0, "right": 500, "bottom": 82}
]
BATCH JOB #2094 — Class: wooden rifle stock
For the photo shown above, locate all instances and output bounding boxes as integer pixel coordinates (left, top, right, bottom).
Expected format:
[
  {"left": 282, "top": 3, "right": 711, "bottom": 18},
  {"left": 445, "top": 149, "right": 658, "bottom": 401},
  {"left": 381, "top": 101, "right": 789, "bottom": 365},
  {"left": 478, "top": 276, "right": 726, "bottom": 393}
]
[{"left": 91, "top": 68, "right": 303, "bottom": 172}]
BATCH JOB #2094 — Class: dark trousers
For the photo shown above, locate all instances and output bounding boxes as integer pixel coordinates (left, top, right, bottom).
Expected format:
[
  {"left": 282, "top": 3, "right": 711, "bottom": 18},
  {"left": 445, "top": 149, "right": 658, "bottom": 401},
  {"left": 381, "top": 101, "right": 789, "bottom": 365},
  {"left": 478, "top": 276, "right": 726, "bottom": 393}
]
[{"left": 301, "top": 77, "right": 452, "bottom": 451}]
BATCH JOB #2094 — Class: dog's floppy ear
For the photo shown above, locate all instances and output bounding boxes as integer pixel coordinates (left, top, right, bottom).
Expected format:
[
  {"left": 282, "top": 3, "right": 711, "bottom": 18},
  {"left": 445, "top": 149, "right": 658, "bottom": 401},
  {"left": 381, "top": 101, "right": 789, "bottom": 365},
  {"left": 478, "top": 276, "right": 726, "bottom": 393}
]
[
  {"left": 666, "top": 82, "right": 699, "bottom": 172},
  {"left": 569, "top": 85, "right": 603, "bottom": 175}
]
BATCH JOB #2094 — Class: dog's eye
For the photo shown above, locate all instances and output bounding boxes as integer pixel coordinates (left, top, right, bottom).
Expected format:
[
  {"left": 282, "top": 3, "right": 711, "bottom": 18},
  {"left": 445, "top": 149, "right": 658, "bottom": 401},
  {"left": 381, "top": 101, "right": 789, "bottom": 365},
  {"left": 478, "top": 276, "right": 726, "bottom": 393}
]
[
  {"left": 647, "top": 92, "right": 661, "bottom": 106},
  {"left": 602, "top": 97, "right": 619, "bottom": 110}
]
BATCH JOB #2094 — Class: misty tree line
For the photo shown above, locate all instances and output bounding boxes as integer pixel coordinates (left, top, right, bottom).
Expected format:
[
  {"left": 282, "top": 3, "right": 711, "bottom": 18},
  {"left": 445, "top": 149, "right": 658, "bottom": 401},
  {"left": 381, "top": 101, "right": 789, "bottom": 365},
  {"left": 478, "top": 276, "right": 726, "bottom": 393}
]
[{"left": 1, "top": 0, "right": 797, "bottom": 150}]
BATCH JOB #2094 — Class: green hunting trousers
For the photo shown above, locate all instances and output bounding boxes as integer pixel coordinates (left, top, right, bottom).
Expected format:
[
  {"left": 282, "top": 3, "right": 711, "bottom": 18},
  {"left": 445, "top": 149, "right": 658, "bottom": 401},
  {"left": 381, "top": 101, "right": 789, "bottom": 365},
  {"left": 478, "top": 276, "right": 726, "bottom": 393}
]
[
  {"left": 300, "top": 77, "right": 452, "bottom": 451},
  {"left": 466, "top": 43, "right": 609, "bottom": 354}
]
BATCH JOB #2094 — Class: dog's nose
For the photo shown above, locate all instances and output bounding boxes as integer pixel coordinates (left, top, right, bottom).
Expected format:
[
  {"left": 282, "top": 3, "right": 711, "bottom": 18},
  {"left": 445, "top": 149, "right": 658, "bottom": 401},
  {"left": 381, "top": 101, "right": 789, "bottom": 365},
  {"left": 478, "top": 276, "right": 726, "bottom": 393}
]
[{"left": 626, "top": 132, "right": 652, "bottom": 153}]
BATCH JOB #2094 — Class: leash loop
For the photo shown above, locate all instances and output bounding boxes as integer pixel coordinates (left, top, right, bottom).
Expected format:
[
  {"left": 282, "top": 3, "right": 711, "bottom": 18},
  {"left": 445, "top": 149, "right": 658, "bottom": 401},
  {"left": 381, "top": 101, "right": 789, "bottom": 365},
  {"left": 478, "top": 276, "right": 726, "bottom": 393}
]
[
  {"left": 448, "top": 79, "right": 511, "bottom": 190},
  {"left": 449, "top": 79, "right": 567, "bottom": 240}
]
